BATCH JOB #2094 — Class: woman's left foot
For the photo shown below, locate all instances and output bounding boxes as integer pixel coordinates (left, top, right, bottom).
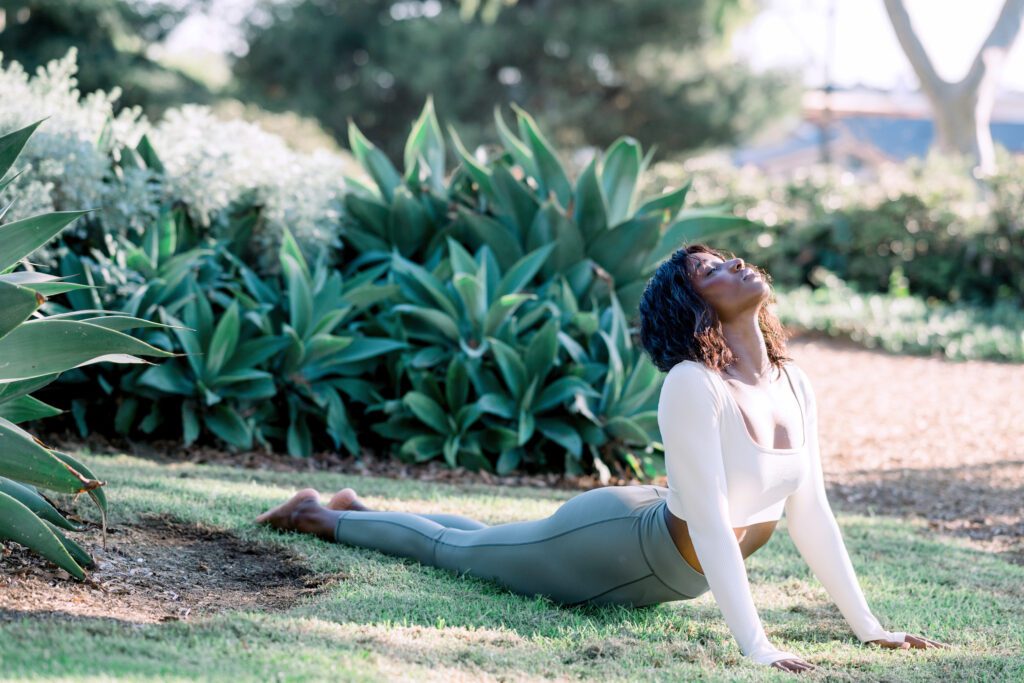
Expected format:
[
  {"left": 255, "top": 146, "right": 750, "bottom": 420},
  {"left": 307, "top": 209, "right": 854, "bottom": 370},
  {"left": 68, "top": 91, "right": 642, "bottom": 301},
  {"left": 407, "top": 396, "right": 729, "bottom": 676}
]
[
  {"left": 327, "top": 487, "right": 370, "bottom": 512},
  {"left": 255, "top": 488, "right": 325, "bottom": 534}
]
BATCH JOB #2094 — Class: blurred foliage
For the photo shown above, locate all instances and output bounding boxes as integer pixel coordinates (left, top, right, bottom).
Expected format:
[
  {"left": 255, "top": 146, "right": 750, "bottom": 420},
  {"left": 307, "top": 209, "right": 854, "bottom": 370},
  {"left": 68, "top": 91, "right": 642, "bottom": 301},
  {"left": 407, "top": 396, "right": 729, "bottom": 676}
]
[
  {"left": 233, "top": 0, "right": 799, "bottom": 161},
  {"left": 0, "top": 0, "right": 214, "bottom": 116},
  {"left": 775, "top": 269, "right": 1024, "bottom": 363},
  {"left": 649, "top": 151, "right": 1024, "bottom": 308}
]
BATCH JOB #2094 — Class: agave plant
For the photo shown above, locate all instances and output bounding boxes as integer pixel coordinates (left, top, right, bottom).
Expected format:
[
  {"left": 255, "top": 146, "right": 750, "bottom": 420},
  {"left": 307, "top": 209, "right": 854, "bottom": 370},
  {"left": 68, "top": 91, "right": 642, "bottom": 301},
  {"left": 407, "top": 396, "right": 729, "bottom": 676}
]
[
  {"left": 553, "top": 285, "right": 664, "bottom": 481},
  {"left": 343, "top": 99, "right": 756, "bottom": 316},
  {"left": 0, "top": 121, "right": 174, "bottom": 579},
  {"left": 383, "top": 237, "right": 558, "bottom": 368},
  {"left": 232, "top": 227, "right": 408, "bottom": 457}
]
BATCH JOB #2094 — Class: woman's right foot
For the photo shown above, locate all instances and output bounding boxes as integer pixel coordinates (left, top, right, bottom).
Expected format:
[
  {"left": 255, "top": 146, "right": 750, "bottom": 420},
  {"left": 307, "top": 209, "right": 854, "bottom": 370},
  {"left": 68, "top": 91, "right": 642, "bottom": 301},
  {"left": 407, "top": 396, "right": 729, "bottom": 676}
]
[
  {"left": 255, "top": 488, "right": 338, "bottom": 541},
  {"left": 327, "top": 487, "right": 370, "bottom": 512}
]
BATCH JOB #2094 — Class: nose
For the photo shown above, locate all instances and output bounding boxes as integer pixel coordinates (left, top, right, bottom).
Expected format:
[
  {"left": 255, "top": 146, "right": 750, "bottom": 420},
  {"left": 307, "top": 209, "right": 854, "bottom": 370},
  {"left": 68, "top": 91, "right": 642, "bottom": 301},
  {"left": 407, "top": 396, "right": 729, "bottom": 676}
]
[{"left": 729, "top": 258, "right": 745, "bottom": 272}]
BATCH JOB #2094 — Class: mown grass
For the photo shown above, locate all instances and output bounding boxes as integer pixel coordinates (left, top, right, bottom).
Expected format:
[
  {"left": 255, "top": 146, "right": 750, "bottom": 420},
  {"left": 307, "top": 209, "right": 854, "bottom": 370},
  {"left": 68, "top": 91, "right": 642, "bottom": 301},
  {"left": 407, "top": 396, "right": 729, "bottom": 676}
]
[{"left": 1, "top": 452, "right": 1021, "bottom": 682}]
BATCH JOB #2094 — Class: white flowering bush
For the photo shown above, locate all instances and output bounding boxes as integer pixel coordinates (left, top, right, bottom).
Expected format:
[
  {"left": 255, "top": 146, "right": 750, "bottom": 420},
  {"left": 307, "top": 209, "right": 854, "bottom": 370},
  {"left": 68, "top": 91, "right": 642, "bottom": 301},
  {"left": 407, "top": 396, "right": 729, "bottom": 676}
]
[
  {"left": 0, "top": 48, "right": 158, "bottom": 239},
  {"left": 0, "top": 49, "right": 353, "bottom": 269},
  {"left": 150, "top": 106, "right": 351, "bottom": 268}
]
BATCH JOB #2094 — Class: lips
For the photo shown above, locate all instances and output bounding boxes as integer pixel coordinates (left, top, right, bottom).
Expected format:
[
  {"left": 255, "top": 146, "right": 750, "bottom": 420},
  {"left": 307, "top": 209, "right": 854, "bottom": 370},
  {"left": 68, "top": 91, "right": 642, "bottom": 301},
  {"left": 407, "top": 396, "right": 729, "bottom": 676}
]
[{"left": 741, "top": 269, "right": 756, "bottom": 280}]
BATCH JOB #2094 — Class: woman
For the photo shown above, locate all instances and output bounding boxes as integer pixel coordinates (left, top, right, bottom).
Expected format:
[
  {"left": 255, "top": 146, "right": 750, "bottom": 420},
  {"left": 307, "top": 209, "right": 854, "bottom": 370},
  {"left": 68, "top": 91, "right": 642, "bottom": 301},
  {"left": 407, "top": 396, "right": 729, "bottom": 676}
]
[{"left": 255, "top": 244, "right": 947, "bottom": 673}]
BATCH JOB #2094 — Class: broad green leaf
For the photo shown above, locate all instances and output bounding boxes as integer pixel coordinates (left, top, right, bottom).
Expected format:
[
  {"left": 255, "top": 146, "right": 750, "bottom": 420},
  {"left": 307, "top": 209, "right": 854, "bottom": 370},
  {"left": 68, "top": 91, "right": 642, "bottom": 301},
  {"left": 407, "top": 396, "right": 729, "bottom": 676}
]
[
  {"left": 0, "top": 476, "right": 81, "bottom": 531},
  {"left": 388, "top": 186, "right": 430, "bottom": 257},
  {"left": 0, "top": 119, "right": 44, "bottom": 181},
  {"left": 0, "top": 210, "right": 90, "bottom": 272},
  {"left": 400, "top": 434, "right": 444, "bottom": 462},
  {"left": 0, "top": 491, "right": 85, "bottom": 580},
  {"left": 511, "top": 103, "right": 572, "bottom": 207},
  {"left": 448, "top": 125, "right": 494, "bottom": 197},
  {"left": 50, "top": 450, "right": 107, "bottom": 514},
  {"left": 476, "top": 393, "right": 516, "bottom": 419},
  {"left": 536, "top": 418, "right": 583, "bottom": 457},
  {"left": 442, "top": 434, "right": 461, "bottom": 468},
  {"left": 0, "top": 279, "right": 43, "bottom": 341},
  {"left": 0, "top": 418, "right": 97, "bottom": 494},
  {"left": 404, "top": 392, "right": 451, "bottom": 435},
  {"left": 0, "top": 319, "right": 173, "bottom": 384},
  {"left": 482, "top": 293, "right": 534, "bottom": 337},
  {"left": 524, "top": 319, "right": 559, "bottom": 384},
  {"left": 286, "top": 410, "right": 312, "bottom": 458},
  {"left": 573, "top": 155, "right": 608, "bottom": 242},
  {"left": 588, "top": 214, "right": 662, "bottom": 283},
  {"left": 0, "top": 395, "right": 62, "bottom": 423},
  {"left": 637, "top": 180, "right": 691, "bottom": 221},
  {"left": 136, "top": 134, "right": 165, "bottom": 173},
  {"left": 138, "top": 361, "right": 195, "bottom": 395},
  {"left": 493, "top": 107, "right": 536, "bottom": 177},
  {"left": 487, "top": 337, "right": 527, "bottom": 398},
  {"left": 535, "top": 376, "right": 601, "bottom": 412},
  {"left": 391, "top": 255, "right": 460, "bottom": 319},
  {"left": 606, "top": 415, "right": 650, "bottom": 444},
  {"left": 495, "top": 243, "right": 555, "bottom": 298},
  {"left": 205, "top": 301, "right": 240, "bottom": 376},
  {"left": 330, "top": 337, "right": 407, "bottom": 364},
  {"left": 205, "top": 404, "right": 252, "bottom": 449},
  {"left": 393, "top": 304, "right": 461, "bottom": 342},
  {"left": 445, "top": 356, "right": 469, "bottom": 412},
  {"left": 42, "top": 518, "right": 94, "bottom": 570},
  {"left": 527, "top": 202, "right": 585, "bottom": 275},
  {"left": 348, "top": 121, "right": 402, "bottom": 202},
  {"left": 495, "top": 448, "right": 522, "bottom": 475},
  {"left": 283, "top": 254, "right": 313, "bottom": 339},
  {"left": 490, "top": 163, "right": 540, "bottom": 235},
  {"left": 601, "top": 137, "right": 642, "bottom": 225},
  {"left": 457, "top": 208, "right": 523, "bottom": 272},
  {"left": 404, "top": 96, "right": 446, "bottom": 194},
  {"left": 182, "top": 401, "right": 199, "bottom": 446}
]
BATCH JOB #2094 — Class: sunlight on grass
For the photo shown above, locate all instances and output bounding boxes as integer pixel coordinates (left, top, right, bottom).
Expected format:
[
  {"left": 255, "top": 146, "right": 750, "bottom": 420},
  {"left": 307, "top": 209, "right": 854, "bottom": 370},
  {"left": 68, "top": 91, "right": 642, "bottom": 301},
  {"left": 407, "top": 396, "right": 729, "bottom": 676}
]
[{"left": 1, "top": 452, "right": 1021, "bottom": 682}]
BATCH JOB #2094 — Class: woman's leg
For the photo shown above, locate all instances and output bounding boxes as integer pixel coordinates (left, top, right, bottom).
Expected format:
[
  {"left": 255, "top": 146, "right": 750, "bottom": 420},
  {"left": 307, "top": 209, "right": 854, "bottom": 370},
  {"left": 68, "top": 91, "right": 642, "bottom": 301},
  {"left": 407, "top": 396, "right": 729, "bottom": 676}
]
[
  {"left": 257, "top": 485, "right": 674, "bottom": 606},
  {"left": 327, "top": 487, "right": 489, "bottom": 531}
]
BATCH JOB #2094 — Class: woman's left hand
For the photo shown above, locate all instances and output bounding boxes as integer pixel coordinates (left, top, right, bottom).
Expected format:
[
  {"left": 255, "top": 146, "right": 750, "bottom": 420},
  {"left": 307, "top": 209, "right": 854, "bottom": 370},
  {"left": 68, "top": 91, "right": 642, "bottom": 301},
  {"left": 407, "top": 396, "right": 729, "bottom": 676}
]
[{"left": 867, "top": 633, "right": 949, "bottom": 650}]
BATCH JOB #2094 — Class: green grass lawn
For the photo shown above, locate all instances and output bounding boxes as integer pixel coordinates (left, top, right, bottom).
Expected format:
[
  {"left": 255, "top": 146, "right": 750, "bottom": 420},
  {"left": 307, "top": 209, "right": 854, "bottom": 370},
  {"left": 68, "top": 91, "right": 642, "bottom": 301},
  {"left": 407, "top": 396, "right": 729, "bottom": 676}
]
[{"left": 2, "top": 452, "right": 1021, "bottom": 682}]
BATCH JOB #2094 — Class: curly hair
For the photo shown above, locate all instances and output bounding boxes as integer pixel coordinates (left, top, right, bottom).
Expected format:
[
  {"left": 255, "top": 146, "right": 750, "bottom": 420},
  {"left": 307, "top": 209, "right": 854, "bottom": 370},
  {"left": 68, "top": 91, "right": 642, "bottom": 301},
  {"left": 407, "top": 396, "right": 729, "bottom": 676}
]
[{"left": 638, "top": 243, "right": 793, "bottom": 374}]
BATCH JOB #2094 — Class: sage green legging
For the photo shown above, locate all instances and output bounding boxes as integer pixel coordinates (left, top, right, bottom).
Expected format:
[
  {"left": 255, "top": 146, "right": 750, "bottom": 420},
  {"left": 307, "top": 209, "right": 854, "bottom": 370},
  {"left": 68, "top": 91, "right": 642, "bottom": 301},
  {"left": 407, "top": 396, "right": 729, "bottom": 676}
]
[{"left": 332, "top": 484, "right": 710, "bottom": 607}]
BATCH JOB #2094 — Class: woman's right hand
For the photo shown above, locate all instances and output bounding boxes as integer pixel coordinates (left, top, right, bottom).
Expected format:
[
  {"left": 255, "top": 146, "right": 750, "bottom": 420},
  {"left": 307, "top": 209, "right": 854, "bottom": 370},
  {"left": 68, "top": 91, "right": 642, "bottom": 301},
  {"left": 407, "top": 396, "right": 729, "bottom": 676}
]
[{"left": 770, "top": 657, "right": 818, "bottom": 674}]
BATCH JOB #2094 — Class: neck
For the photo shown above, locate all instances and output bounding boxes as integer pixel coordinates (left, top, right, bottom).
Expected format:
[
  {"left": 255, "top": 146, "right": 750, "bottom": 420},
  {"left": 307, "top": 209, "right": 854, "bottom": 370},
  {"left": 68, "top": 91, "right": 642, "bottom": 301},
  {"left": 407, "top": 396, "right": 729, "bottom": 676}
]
[{"left": 719, "top": 312, "right": 772, "bottom": 384}]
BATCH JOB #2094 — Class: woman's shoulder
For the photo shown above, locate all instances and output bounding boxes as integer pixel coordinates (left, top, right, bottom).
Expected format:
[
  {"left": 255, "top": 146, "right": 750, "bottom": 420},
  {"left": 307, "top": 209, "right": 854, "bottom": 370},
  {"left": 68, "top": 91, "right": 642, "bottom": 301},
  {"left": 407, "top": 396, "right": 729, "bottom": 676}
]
[{"left": 661, "top": 360, "right": 723, "bottom": 406}]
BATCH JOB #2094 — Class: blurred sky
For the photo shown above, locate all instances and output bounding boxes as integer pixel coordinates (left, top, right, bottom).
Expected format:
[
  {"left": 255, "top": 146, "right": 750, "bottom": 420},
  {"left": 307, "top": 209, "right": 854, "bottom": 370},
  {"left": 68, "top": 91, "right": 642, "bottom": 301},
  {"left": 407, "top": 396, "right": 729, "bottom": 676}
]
[{"left": 158, "top": 0, "right": 1024, "bottom": 93}]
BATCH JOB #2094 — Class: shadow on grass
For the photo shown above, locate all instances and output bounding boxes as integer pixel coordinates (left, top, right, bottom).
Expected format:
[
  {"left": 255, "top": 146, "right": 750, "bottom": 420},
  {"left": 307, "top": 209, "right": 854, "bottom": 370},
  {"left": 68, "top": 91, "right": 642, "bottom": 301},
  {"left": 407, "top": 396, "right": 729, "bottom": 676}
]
[{"left": 825, "top": 459, "right": 1024, "bottom": 566}]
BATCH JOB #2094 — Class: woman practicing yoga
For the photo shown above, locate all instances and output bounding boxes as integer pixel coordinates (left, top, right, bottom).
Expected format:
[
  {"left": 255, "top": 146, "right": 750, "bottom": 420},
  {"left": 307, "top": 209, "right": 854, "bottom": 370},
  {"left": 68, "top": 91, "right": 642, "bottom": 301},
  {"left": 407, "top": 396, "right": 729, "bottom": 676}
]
[{"left": 256, "top": 244, "right": 947, "bottom": 673}]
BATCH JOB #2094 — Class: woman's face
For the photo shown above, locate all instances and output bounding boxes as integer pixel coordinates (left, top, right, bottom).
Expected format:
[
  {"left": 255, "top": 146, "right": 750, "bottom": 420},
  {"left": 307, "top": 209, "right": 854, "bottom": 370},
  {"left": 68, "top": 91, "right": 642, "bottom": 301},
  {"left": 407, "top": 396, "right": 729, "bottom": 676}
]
[{"left": 685, "top": 252, "right": 769, "bottom": 322}]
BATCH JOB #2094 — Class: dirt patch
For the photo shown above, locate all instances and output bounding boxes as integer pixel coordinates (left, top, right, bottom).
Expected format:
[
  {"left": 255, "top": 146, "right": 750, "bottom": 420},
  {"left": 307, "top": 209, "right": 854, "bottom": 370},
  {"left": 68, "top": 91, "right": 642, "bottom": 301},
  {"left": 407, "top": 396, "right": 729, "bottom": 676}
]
[{"left": 0, "top": 515, "right": 347, "bottom": 624}]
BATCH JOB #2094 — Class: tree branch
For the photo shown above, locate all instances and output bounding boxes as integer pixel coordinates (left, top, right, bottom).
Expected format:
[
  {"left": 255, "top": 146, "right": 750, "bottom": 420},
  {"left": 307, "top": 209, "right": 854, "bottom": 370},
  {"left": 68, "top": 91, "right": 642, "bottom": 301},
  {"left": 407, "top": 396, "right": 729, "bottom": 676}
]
[
  {"left": 961, "top": 0, "right": 1024, "bottom": 94},
  {"left": 882, "top": 0, "right": 947, "bottom": 100}
]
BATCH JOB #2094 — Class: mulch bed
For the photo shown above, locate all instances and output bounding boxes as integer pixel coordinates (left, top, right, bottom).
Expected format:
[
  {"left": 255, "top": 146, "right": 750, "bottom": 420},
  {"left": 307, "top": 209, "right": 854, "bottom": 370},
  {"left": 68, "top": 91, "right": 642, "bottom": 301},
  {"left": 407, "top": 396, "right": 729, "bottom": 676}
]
[{"left": 0, "top": 515, "right": 347, "bottom": 625}]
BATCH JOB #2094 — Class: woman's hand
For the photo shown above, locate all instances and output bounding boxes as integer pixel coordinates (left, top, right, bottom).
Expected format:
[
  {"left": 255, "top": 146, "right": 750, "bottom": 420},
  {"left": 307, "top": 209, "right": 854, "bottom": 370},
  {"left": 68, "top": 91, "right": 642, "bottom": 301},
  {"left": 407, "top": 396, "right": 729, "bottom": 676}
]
[
  {"left": 770, "top": 657, "right": 818, "bottom": 674},
  {"left": 867, "top": 633, "right": 950, "bottom": 650}
]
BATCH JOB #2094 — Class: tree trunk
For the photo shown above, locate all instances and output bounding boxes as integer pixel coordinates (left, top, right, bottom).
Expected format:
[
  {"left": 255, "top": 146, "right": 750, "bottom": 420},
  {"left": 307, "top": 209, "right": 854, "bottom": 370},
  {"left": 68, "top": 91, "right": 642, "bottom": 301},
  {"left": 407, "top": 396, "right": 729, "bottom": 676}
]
[{"left": 883, "top": 0, "right": 1024, "bottom": 173}]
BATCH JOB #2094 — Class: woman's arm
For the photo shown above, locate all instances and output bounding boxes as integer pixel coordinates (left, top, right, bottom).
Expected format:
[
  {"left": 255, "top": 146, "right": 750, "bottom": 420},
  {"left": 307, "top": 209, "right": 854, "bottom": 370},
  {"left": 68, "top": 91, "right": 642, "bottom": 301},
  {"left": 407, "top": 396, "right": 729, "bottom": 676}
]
[
  {"left": 783, "top": 365, "right": 906, "bottom": 644},
  {"left": 658, "top": 363, "right": 800, "bottom": 665}
]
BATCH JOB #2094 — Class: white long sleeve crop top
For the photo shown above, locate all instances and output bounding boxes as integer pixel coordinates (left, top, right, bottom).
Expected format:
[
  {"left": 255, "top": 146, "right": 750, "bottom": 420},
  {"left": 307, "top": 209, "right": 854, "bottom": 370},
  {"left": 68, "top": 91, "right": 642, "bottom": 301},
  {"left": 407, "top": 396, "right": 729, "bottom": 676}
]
[{"left": 657, "top": 359, "right": 906, "bottom": 665}]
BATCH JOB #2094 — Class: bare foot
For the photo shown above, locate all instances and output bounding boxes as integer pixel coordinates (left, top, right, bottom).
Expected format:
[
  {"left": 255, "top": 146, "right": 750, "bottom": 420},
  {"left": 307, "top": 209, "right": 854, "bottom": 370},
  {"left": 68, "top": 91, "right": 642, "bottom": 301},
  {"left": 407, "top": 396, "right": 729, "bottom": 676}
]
[
  {"left": 255, "top": 488, "right": 324, "bottom": 533},
  {"left": 327, "top": 487, "right": 371, "bottom": 512}
]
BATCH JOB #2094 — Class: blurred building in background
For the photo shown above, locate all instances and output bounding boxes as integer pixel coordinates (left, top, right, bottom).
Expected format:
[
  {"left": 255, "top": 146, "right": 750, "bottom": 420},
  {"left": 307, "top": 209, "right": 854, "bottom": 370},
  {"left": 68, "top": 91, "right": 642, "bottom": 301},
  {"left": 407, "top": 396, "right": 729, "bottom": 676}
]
[{"left": 732, "top": 87, "right": 1024, "bottom": 175}]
